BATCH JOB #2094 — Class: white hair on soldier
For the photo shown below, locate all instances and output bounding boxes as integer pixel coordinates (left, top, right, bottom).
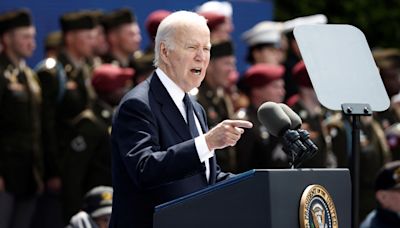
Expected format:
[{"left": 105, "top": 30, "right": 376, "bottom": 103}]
[{"left": 153, "top": 11, "right": 208, "bottom": 67}]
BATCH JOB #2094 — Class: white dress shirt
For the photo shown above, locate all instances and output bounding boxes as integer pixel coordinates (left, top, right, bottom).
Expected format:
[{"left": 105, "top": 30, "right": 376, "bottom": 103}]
[{"left": 156, "top": 68, "right": 215, "bottom": 181}]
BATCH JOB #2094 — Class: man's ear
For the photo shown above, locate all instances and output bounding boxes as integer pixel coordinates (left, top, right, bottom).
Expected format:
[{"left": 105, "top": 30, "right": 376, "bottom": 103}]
[
  {"left": 376, "top": 190, "right": 388, "bottom": 206},
  {"left": 2, "top": 32, "right": 12, "bottom": 47},
  {"left": 160, "top": 42, "right": 169, "bottom": 65}
]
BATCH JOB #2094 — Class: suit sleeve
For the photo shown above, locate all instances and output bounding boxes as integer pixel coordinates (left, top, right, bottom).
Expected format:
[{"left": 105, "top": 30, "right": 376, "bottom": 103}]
[{"left": 112, "top": 98, "right": 205, "bottom": 190}]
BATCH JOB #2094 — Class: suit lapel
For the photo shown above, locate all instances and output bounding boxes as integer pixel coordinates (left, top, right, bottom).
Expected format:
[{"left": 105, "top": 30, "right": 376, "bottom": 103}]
[
  {"left": 150, "top": 72, "right": 216, "bottom": 184},
  {"left": 150, "top": 73, "right": 191, "bottom": 141}
]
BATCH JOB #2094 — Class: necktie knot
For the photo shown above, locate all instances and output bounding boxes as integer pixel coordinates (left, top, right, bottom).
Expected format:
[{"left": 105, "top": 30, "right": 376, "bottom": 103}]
[{"left": 183, "top": 93, "right": 199, "bottom": 138}]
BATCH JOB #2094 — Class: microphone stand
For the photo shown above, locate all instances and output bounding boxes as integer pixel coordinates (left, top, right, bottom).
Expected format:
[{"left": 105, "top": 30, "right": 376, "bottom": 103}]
[
  {"left": 281, "top": 130, "right": 308, "bottom": 169},
  {"left": 341, "top": 103, "right": 372, "bottom": 228}
]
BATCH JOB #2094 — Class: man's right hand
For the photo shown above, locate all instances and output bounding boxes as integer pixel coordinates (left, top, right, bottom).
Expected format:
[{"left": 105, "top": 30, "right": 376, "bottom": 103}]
[{"left": 205, "top": 119, "right": 253, "bottom": 151}]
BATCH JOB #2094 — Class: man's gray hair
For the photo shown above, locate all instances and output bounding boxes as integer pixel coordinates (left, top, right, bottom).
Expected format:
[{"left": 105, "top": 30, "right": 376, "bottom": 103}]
[{"left": 153, "top": 11, "right": 208, "bottom": 67}]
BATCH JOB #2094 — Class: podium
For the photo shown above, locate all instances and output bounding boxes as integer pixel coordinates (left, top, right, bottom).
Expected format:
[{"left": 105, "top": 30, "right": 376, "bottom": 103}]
[{"left": 153, "top": 169, "right": 351, "bottom": 228}]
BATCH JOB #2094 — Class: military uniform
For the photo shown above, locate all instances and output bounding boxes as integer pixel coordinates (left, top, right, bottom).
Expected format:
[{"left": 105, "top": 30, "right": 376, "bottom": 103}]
[
  {"left": 61, "top": 110, "right": 112, "bottom": 221},
  {"left": 195, "top": 40, "right": 239, "bottom": 172},
  {"left": 0, "top": 53, "right": 43, "bottom": 196},
  {"left": 235, "top": 105, "right": 288, "bottom": 172},
  {"left": 197, "top": 82, "right": 237, "bottom": 172},
  {"left": 36, "top": 51, "right": 95, "bottom": 179},
  {"left": 0, "top": 9, "right": 43, "bottom": 228},
  {"left": 91, "top": 64, "right": 134, "bottom": 127},
  {"left": 290, "top": 101, "right": 331, "bottom": 168},
  {"left": 35, "top": 11, "right": 112, "bottom": 223},
  {"left": 236, "top": 64, "right": 289, "bottom": 171},
  {"left": 37, "top": 50, "right": 113, "bottom": 221},
  {"left": 327, "top": 114, "right": 391, "bottom": 221}
]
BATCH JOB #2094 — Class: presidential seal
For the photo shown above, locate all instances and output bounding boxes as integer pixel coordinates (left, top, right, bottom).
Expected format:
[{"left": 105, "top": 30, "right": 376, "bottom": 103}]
[{"left": 299, "top": 184, "right": 338, "bottom": 228}]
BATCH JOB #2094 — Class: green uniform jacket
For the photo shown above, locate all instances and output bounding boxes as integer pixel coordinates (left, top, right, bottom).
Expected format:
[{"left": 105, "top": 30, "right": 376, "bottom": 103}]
[{"left": 0, "top": 53, "right": 43, "bottom": 196}]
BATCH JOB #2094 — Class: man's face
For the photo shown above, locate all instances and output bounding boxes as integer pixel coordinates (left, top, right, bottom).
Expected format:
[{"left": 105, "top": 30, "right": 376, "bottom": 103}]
[
  {"left": 207, "top": 55, "right": 236, "bottom": 88},
  {"left": 254, "top": 46, "right": 283, "bottom": 65},
  {"left": 6, "top": 26, "right": 36, "bottom": 59},
  {"left": 69, "top": 29, "right": 96, "bottom": 58},
  {"left": 211, "top": 18, "right": 233, "bottom": 43},
  {"left": 378, "top": 189, "right": 400, "bottom": 212},
  {"left": 163, "top": 25, "right": 211, "bottom": 92},
  {"left": 117, "top": 23, "right": 141, "bottom": 55},
  {"left": 253, "top": 78, "right": 285, "bottom": 104},
  {"left": 93, "top": 25, "right": 109, "bottom": 56}
]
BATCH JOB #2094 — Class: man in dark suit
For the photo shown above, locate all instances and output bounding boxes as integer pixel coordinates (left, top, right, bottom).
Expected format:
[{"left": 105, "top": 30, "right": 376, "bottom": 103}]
[{"left": 110, "top": 11, "right": 252, "bottom": 228}]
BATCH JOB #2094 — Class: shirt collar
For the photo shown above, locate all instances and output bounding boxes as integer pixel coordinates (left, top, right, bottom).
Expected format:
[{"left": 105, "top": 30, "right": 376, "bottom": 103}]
[{"left": 156, "top": 68, "right": 185, "bottom": 105}]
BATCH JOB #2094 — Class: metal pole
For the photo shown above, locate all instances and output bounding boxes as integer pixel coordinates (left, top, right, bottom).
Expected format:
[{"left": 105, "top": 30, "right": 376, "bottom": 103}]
[{"left": 351, "top": 115, "right": 360, "bottom": 228}]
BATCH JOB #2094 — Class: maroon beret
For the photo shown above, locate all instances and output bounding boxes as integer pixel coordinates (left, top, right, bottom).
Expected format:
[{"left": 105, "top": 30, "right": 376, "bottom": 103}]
[
  {"left": 92, "top": 64, "right": 134, "bottom": 93},
  {"left": 244, "top": 64, "right": 285, "bottom": 88},
  {"left": 292, "top": 60, "right": 313, "bottom": 88},
  {"left": 145, "top": 10, "right": 171, "bottom": 40},
  {"left": 199, "top": 12, "right": 226, "bottom": 32}
]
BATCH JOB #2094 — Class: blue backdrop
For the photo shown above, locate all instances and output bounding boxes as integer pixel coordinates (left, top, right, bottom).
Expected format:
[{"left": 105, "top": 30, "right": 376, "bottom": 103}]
[{"left": 0, "top": 0, "right": 274, "bottom": 73}]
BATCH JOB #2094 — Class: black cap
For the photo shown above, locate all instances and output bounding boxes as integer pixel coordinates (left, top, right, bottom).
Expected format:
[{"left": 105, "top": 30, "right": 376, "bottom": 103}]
[
  {"left": 103, "top": 8, "right": 136, "bottom": 33},
  {"left": 88, "top": 10, "right": 106, "bottom": 27},
  {"left": 60, "top": 11, "right": 97, "bottom": 33},
  {"left": 82, "top": 186, "right": 113, "bottom": 218},
  {"left": 211, "top": 40, "right": 234, "bottom": 59},
  {"left": 0, "top": 9, "right": 33, "bottom": 35},
  {"left": 44, "top": 31, "right": 62, "bottom": 51},
  {"left": 375, "top": 161, "right": 400, "bottom": 191}
]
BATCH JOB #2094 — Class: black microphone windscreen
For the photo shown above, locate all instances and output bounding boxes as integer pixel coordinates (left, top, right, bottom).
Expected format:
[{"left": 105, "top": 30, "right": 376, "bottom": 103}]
[
  {"left": 279, "top": 103, "right": 302, "bottom": 129},
  {"left": 257, "top": 102, "right": 291, "bottom": 137}
]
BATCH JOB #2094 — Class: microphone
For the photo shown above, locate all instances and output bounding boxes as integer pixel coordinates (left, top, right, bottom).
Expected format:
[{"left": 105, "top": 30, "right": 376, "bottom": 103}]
[
  {"left": 279, "top": 103, "right": 318, "bottom": 167},
  {"left": 279, "top": 103, "right": 302, "bottom": 129},
  {"left": 257, "top": 102, "right": 291, "bottom": 137},
  {"left": 257, "top": 102, "right": 308, "bottom": 167}
]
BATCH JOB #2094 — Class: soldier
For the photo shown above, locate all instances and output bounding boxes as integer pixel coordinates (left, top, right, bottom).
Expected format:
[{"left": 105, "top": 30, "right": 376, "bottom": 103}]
[
  {"left": 88, "top": 10, "right": 109, "bottom": 69},
  {"left": 43, "top": 31, "right": 62, "bottom": 58},
  {"left": 373, "top": 49, "right": 400, "bottom": 160},
  {"left": 235, "top": 64, "right": 289, "bottom": 171},
  {"left": 195, "top": 40, "right": 238, "bottom": 172},
  {"left": 196, "top": 1, "right": 234, "bottom": 43},
  {"left": 133, "top": 10, "right": 171, "bottom": 85},
  {"left": 288, "top": 61, "right": 334, "bottom": 168},
  {"left": 0, "top": 9, "right": 43, "bottom": 228},
  {"left": 102, "top": 8, "right": 140, "bottom": 85},
  {"left": 67, "top": 186, "right": 113, "bottom": 228},
  {"left": 242, "top": 21, "right": 284, "bottom": 66},
  {"left": 360, "top": 161, "right": 400, "bottom": 228},
  {"left": 91, "top": 64, "right": 134, "bottom": 126},
  {"left": 36, "top": 11, "right": 111, "bottom": 223}
]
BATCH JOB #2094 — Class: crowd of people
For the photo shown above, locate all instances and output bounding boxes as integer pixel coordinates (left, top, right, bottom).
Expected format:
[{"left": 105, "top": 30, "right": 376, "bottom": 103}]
[{"left": 0, "top": 1, "right": 399, "bottom": 227}]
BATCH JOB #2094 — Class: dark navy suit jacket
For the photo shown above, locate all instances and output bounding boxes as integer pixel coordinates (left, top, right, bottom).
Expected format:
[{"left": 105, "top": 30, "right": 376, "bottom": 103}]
[{"left": 110, "top": 73, "right": 231, "bottom": 228}]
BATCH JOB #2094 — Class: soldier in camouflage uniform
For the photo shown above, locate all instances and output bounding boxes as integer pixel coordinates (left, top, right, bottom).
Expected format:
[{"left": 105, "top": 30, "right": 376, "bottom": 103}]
[
  {"left": 196, "top": 40, "right": 238, "bottom": 172},
  {"left": 235, "top": 64, "right": 289, "bottom": 171},
  {"left": 36, "top": 11, "right": 111, "bottom": 224},
  {"left": 0, "top": 9, "right": 43, "bottom": 228}
]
